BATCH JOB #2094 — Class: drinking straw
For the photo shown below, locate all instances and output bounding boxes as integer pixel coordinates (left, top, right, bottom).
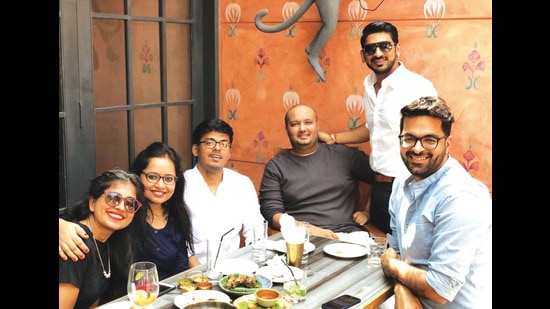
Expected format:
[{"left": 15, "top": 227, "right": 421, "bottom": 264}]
[
  {"left": 281, "top": 254, "right": 299, "bottom": 285},
  {"left": 214, "top": 227, "right": 235, "bottom": 269}
]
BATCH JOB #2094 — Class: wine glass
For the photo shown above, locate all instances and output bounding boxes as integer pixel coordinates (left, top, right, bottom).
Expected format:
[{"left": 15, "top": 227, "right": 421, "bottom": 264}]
[{"left": 127, "top": 261, "right": 160, "bottom": 308}]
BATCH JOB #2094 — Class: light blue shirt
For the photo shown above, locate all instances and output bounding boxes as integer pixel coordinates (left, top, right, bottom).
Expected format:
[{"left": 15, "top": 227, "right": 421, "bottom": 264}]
[{"left": 387, "top": 157, "right": 492, "bottom": 309}]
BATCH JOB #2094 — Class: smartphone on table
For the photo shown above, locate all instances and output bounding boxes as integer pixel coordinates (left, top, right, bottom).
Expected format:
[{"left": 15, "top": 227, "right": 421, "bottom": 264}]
[
  {"left": 158, "top": 282, "right": 176, "bottom": 297},
  {"left": 321, "top": 294, "right": 361, "bottom": 309}
]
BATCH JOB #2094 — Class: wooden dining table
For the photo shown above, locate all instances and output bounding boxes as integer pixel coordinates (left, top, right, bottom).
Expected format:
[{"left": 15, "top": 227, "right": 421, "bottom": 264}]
[{"left": 97, "top": 232, "right": 394, "bottom": 309}]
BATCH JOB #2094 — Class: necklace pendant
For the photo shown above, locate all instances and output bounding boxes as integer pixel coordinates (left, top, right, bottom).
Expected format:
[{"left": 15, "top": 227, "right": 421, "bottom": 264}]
[{"left": 103, "top": 271, "right": 111, "bottom": 279}]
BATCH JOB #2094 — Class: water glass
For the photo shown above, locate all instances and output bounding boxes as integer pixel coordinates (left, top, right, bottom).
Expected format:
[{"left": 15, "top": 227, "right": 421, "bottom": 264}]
[
  {"left": 367, "top": 236, "right": 388, "bottom": 266},
  {"left": 206, "top": 238, "right": 224, "bottom": 280},
  {"left": 251, "top": 219, "right": 268, "bottom": 264},
  {"left": 297, "top": 221, "right": 310, "bottom": 266}
]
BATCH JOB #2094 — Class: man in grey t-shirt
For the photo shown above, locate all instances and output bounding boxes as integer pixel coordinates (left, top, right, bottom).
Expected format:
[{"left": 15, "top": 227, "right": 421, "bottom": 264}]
[{"left": 259, "top": 104, "right": 375, "bottom": 239}]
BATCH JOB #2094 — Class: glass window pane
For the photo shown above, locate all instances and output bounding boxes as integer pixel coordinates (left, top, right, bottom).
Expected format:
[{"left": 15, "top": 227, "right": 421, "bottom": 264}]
[
  {"left": 134, "top": 107, "right": 162, "bottom": 153},
  {"left": 166, "top": 0, "right": 190, "bottom": 19},
  {"left": 95, "top": 111, "right": 129, "bottom": 175},
  {"left": 93, "top": 18, "right": 127, "bottom": 108},
  {"left": 167, "top": 23, "right": 191, "bottom": 101},
  {"left": 168, "top": 105, "right": 193, "bottom": 169},
  {"left": 131, "top": 21, "right": 161, "bottom": 105},
  {"left": 92, "top": 0, "right": 124, "bottom": 14},
  {"left": 131, "top": 0, "right": 158, "bottom": 17}
]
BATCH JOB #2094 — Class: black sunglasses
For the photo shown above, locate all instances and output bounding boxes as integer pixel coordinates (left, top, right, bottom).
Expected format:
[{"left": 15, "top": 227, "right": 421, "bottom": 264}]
[{"left": 362, "top": 41, "right": 394, "bottom": 56}]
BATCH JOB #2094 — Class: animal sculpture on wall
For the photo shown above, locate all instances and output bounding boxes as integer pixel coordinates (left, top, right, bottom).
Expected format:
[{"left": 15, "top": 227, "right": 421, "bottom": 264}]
[{"left": 254, "top": 0, "right": 342, "bottom": 82}]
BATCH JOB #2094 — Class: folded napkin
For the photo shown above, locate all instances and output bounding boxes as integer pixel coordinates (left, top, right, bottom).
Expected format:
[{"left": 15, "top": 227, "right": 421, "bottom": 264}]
[
  {"left": 265, "top": 254, "right": 285, "bottom": 266},
  {"left": 335, "top": 231, "right": 371, "bottom": 247},
  {"left": 280, "top": 214, "right": 307, "bottom": 244}
]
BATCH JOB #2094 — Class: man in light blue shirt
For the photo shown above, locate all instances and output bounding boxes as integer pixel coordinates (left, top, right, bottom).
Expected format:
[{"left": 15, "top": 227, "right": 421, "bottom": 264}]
[{"left": 380, "top": 96, "right": 491, "bottom": 308}]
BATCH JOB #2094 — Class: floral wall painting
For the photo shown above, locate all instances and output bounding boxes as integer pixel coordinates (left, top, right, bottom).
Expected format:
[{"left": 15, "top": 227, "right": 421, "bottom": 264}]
[
  {"left": 254, "top": 47, "right": 269, "bottom": 80},
  {"left": 219, "top": 0, "right": 492, "bottom": 195},
  {"left": 140, "top": 41, "right": 153, "bottom": 73},
  {"left": 282, "top": 85, "right": 300, "bottom": 110},
  {"left": 283, "top": 1, "right": 300, "bottom": 38},
  {"left": 348, "top": 0, "right": 369, "bottom": 37},
  {"left": 225, "top": 0, "right": 241, "bottom": 37},
  {"left": 345, "top": 87, "right": 364, "bottom": 130},
  {"left": 424, "top": 0, "right": 446, "bottom": 38},
  {"left": 459, "top": 144, "right": 480, "bottom": 176},
  {"left": 463, "top": 45, "right": 486, "bottom": 90},
  {"left": 225, "top": 82, "right": 241, "bottom": 120},
  {"left": 315, "top": 49, "right": 331, "bottom": 83},
  {"left": 254, "top": 128, "right": 269, "bottom": 164}
]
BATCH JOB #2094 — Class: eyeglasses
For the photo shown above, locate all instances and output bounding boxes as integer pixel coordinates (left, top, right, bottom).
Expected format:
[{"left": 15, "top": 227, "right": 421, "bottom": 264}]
[
  {"left": 199, "top": 138, "right": 231, "bottom": 149},
  {"left": 362, "top": 41, "right": 394, "bottom": 56},
  {"left": 141, "top": 172, "right": 178, "bottom": 185},
  {"left": 398, "top": 134, "right": 447, "bottom": 150},
  {"left": 103, "top": 190, "right": 142, "bottom": 213}
]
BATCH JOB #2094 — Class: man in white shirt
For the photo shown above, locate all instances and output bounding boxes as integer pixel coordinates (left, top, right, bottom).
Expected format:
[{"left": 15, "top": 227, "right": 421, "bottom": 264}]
[
  {"left": 320, "top": 21, "right": 437, "bottom": 234},
  {"left": 184, "top": 118, "right": 265, "bottom": 264}
]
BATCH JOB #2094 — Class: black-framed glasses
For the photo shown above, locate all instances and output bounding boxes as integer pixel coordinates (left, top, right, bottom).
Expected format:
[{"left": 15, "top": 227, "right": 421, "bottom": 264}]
[
  {"left": 141, "top": 172, "right": 178, "bottom": 185},
  {"left": 398, "top": 134, "right": 447, "bottom": 150},
  {"left": 103, "top": 190, "right": 142, "bottom": 213},
  {"left": 199, "top": 138, "right": 231, "bottom": 149},
  {"left": 362, "top": 41, "right": 394, "bottom": 56}
]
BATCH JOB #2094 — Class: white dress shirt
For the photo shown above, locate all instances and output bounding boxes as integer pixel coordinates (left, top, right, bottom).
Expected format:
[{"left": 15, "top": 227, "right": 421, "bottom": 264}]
[
  {"left": 184, "top": 166, "right": 264, "bottom": 264},
  {"left": 363, "top": 62, "right": 438, "bottom": 177}
]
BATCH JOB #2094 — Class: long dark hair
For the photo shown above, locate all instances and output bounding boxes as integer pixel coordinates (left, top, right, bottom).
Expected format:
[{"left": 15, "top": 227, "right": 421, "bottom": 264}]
[
  {"left": 66, "top": 168, "right": 144, "bottom": 304},
  {"left": 129, "top": 142, "right": 194, "bottom": 257}
]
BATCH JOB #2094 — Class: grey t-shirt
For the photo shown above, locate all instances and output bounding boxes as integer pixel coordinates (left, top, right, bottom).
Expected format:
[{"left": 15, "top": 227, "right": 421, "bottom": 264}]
[{"left": 259, "top": 143, "right": 375, "bottom": 233}]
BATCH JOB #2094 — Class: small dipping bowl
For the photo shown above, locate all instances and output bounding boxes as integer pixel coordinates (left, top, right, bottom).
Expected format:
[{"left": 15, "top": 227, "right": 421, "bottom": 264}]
[
  {"left": 177, "top": 278, "right": 197, "bottom": 292},
  {"left": 179, "top": 270, "right": 209, "bottom": 292},
  {"left": 196, "top": 280, "right": 213, "bottom": 290},
  {"left": 255, "top": 288, "right": 281, "bottom": 307},
  {"left": 192, "top": 275, "right": 209, "bottom": 283}
]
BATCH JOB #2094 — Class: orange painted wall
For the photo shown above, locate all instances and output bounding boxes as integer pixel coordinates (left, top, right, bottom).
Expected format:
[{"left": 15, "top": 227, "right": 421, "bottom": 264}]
[{"left": 218, "top": 0, "right": 492, "bottom": 196}]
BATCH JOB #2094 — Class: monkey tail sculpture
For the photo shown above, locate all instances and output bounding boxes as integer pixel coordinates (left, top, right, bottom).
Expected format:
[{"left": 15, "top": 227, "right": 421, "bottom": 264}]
[{"left": 254, "top": 0, "right": 315, "bottom": 33}]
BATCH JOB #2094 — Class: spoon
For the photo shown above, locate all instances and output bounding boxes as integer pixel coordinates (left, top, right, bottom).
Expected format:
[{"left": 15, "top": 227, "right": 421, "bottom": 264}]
[
  {"left": 280, "top": 254, "right": 299, "bottom": 285},
  {"left": 214, "top": 227, "right": 235, "bottom": 269}
]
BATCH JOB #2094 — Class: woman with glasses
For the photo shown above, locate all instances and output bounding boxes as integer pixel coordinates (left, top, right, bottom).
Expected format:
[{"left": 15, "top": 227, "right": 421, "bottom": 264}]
[
  {"left": 319, "top": 21, "right": 438, "bottom": 236},
  {"left": 59, "top": 142, "right": 199, "bottom": 304},
  {"left": 59, "top": 168, "right": 144, "bottom": 309}
]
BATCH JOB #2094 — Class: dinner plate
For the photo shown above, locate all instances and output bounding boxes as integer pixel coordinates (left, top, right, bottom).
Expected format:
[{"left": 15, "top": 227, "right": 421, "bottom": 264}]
[
  {"left": 256, "top": 265, "right": 304, "bottom": 283},
  {"left": 218, "top": 274, "right": 272, "bottom": 296},
  {"left": 217, "top": 258, "right": 259, "bottom": 275},
  {"left": 323, "top": 242, "right": 369, "bottom": 258},
  {"left": 173, "top": 290, "right": 231, "bottom": 308},
  {"left": 233, "top": 293, "right": 293, "bottom": 309},
  {"left": 267, "top": 239, "right": 316, "bottom": 254}
]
